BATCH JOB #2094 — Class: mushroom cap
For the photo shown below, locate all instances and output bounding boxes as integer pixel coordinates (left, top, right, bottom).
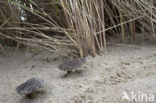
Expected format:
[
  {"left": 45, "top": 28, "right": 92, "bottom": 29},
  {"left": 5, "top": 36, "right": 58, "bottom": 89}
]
[
  {"left": 16, "top": 78, "right": 45, "bottom": 95},
  {"left": 59, "top": 58, "right": 85, "bottom": 71}
]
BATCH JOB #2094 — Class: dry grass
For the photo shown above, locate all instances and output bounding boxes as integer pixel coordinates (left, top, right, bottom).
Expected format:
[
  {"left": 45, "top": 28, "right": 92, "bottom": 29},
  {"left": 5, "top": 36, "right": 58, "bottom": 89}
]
[
  {"left": 0, "top": 0, "right": 156, "bottom": 57},
  {"left": 61, "top": 0, "right": 107, "bottom": 57}
]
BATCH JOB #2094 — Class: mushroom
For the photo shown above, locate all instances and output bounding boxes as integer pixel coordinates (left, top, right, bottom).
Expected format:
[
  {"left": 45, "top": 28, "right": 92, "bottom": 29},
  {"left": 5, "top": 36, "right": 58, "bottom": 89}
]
[
  {"left": 16, "top": 78, "right": 45, "bottom": 97},
  {"left": 59, "top": 58, "right": 86, "bottom": 74}
]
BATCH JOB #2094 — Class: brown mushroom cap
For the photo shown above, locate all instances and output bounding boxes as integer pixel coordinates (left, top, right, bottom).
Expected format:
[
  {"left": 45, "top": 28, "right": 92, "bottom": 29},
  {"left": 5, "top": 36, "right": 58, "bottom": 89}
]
[
  {"left": 16, "top": 78, "right": 45, "bottom": 95},
  {"left": 59, "top": 58, "right": 85, "bottom": 71}
]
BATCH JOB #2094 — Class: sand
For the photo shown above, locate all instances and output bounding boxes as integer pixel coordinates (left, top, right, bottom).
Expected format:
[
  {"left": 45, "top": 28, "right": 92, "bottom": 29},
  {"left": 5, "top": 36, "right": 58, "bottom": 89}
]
[{"left": 0, "top": 41, "right": 156, "bottom": 103}]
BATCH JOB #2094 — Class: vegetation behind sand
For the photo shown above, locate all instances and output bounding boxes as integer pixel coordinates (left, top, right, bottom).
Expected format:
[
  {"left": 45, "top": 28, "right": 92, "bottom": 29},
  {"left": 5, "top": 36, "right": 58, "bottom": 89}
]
[{"left": 0, "top": 0, "right": 156, "bottom": 57}]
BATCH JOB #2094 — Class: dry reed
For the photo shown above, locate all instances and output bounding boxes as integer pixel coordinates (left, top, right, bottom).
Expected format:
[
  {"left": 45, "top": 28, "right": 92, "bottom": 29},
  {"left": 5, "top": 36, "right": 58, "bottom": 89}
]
[{"left": 0, "top": 0, "right": 155, "bottom": 57}]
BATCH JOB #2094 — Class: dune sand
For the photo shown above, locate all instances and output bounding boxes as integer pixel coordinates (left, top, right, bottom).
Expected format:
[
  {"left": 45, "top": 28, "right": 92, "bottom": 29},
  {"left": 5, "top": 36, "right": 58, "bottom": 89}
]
[{"left": 0, "top": 41, "right": 156, "bottom": 103}]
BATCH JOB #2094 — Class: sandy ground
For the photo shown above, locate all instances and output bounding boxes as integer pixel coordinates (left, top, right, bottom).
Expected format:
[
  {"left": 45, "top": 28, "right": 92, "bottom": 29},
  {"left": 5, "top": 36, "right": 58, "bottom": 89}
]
[{"left": 0, "top": 41, "right": 156, "bottom": 103}]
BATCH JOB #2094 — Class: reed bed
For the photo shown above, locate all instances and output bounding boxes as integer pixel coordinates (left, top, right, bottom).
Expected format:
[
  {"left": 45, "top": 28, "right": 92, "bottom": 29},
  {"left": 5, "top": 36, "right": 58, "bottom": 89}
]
[{"left": 0, "top": 0, "right": 155, "bottom": 57}]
